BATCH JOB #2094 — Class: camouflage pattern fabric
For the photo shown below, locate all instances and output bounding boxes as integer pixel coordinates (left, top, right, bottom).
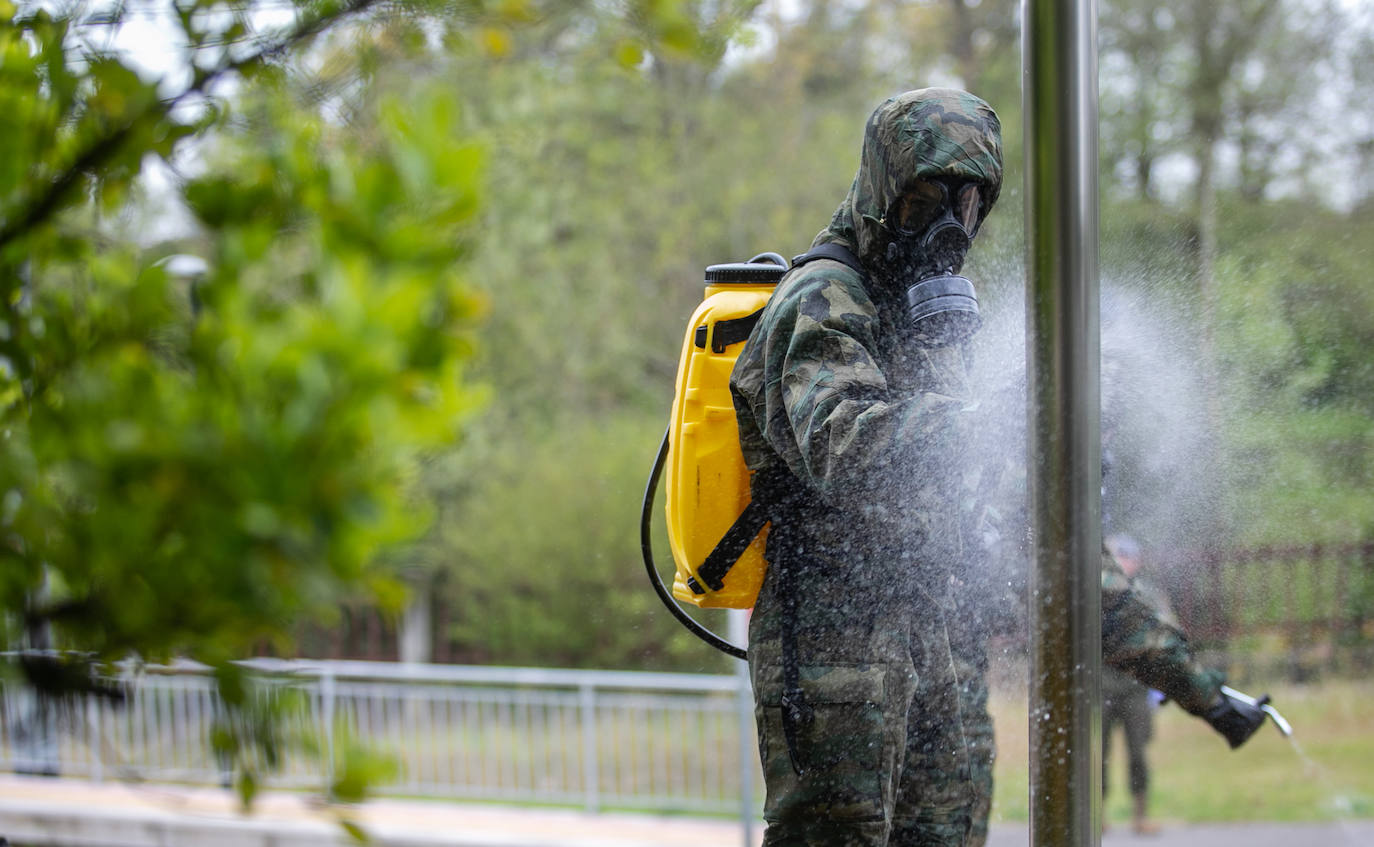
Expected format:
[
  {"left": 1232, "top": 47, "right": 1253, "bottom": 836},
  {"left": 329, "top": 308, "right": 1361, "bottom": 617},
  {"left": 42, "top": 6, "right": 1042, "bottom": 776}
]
[
  {"left": 1101, "top": 552, "right": 1224, "bottom": 716},
  {"left": 731, "top": 88, "right": 1003, "bottom": 846},
  {"left": 748, "top": 568, "right": 973, "bottom": 845},
  {"left": 1102, "top": 573, "right": 1167, "bottom": 801},
  {"left": 947, "top": 607, "right": 995, "bottom": 847},
  {"left": 814, "top": 88, "right": 1004, "bottom": 267}
]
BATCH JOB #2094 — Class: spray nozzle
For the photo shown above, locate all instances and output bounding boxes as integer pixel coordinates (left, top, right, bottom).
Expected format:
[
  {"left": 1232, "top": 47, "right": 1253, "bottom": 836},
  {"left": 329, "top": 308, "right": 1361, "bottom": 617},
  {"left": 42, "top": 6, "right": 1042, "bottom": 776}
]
[{"left": 1221, "top": 685, "right": 1294, "bottom": 737}]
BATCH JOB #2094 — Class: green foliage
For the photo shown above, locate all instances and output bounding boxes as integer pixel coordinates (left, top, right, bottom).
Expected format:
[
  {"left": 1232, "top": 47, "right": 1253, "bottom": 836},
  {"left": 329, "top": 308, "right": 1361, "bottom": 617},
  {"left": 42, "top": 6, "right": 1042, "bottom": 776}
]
[
  {"left": 436, "top": 414, "right": 731, "bottom": 672},
  {"left": 443, "top": 27, "right": 874, "bottom": 427},
  {"left": 210, "top": 665, "right": 311, "bottom": 807},
  {"left": 1, "top": 0, "right": 730, "bottom": 803},
  {"left": 0, "top": 0, "right": 510, "bottom": 810},
  {"left": 1, "top": 73, "right": 484, "bottom": 666},
  {"left": 329, "top": 734, "right": 402, "bottom": 805},
  {"left": 1210, "top": 198, "right": 1374, "bottom": 545}
]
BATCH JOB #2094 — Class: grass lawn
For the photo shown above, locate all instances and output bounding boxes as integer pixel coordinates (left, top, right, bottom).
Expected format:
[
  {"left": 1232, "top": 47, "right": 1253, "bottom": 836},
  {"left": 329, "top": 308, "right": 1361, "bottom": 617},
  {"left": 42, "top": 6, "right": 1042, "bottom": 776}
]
[{"left": 988, "top": 678, "right": 1374, "bottom": 825}]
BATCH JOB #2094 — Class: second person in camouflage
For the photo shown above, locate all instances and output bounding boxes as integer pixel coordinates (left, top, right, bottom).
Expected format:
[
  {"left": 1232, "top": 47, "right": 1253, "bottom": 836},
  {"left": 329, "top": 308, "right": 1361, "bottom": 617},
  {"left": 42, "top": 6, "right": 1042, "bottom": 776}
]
[{"left": 949, "top": 375, "right": 1278, "bottom": 845}]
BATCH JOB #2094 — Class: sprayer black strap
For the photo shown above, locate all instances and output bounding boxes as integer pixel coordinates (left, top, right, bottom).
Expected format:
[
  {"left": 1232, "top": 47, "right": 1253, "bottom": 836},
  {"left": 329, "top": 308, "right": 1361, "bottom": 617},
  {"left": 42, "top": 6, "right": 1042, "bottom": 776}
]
[
  {"left": 689, "top": 497, "right": 770, "bottom": 594},
  {"left": 791, "top": 242, "right": 865, "bottom": 277},
  {"left": 775, "top": 539, "right": 814, "bottom": 775},
  {"left": 751, "top": 468, "right": 815, "bottom": 775},
  {"left": 689, "top": 466, "right": 798, "bottom": 595},
  {"left": 695, "top": 310, "right": 765, "bottom": 355}
]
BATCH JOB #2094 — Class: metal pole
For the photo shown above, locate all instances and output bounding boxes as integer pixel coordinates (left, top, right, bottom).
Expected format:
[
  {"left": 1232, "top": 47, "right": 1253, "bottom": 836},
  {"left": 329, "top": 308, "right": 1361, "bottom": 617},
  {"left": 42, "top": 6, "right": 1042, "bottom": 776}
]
[
  {"left": 729, "top": 610, "right": 755, "bottom": 847},
  {"left": 1023, "top": 0, "right": 1102, "bottom": 841}
]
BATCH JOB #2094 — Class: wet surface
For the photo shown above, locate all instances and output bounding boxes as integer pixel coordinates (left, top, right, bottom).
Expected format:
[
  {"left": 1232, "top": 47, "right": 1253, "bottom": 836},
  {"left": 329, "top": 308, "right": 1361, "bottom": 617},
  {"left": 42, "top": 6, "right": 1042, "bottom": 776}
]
[{"left": 3, "top": 775, "right": 1372, "bottom": 846}]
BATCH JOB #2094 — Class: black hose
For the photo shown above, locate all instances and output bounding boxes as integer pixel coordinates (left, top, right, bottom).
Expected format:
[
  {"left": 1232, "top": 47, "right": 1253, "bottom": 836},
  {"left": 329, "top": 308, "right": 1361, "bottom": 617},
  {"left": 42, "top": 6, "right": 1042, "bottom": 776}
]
[{"left": 641, "top": 427, "right": 748, "bottom": 661}]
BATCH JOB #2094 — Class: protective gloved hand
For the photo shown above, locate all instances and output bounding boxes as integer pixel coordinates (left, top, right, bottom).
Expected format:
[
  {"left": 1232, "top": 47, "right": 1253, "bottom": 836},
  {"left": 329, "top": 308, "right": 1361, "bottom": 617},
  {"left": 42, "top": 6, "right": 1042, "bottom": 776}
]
[{"left": 1204, "top": 689, "right": 1270, "bottom": 749}]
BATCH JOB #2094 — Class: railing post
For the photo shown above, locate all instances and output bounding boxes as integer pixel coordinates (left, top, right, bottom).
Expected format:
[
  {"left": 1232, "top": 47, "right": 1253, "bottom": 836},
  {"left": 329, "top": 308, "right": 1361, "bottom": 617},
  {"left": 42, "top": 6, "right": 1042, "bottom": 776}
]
[
  {"left": 580, "top": 682, "right": 599, "bottom": 813},
  {"left": 88, "top": 687, "right": 103, "bottom": 782},
  {"left": 321, "top": 667, "right": 337, "bottom": 792},
  {"left": 730, "top": 609, "right": 755, "bottom": 847}
]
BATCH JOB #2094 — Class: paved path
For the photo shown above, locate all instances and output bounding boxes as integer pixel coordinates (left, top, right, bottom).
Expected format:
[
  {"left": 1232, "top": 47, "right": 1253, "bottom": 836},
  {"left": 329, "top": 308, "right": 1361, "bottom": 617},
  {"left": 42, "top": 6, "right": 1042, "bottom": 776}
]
[{"left": 1, "top": 775, "right": 1371, "bottom": 847}]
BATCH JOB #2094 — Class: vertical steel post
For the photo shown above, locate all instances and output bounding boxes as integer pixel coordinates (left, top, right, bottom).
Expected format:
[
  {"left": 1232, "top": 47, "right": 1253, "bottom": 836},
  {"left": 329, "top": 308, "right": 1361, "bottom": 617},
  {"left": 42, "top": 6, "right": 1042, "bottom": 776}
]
[{"left": 1023, "top": 0, "right": 1103, "bottom": 842}]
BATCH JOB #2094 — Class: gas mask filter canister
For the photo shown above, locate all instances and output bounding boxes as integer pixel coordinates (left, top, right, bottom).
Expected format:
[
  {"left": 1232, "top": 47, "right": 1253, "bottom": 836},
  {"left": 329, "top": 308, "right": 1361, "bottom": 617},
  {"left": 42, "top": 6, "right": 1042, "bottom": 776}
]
[{"left": 886, "top": 178, "right": 985, "bottom": 347}]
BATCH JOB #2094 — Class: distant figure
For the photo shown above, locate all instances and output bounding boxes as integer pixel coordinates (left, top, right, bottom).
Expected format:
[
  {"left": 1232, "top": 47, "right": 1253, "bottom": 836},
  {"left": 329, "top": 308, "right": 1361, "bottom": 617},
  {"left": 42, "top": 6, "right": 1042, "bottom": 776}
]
[{"left": 1103, "top": 533, "right": 1170, "bottom": 835}]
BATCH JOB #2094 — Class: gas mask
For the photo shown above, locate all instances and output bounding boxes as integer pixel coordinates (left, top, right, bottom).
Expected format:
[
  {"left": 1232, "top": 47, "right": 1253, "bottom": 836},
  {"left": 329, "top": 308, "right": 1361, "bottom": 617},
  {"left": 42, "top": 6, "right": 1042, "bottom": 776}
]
[{"left": 877, "top": 177, "right": 985, "bottom": 347}]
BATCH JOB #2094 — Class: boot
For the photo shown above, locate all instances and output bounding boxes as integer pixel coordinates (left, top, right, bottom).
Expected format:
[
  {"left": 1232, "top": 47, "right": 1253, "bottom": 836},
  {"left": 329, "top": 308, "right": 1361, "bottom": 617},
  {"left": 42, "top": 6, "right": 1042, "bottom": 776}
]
[{"left": 1132, "top": 792, "right": 1160, "bottom": 836}]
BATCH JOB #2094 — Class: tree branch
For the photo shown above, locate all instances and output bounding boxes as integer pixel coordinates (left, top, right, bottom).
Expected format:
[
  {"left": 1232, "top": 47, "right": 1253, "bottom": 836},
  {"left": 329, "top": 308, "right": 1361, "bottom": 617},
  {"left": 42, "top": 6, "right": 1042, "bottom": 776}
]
[{"left": 0, "top": 0, "right": 388, "bottom": 251}]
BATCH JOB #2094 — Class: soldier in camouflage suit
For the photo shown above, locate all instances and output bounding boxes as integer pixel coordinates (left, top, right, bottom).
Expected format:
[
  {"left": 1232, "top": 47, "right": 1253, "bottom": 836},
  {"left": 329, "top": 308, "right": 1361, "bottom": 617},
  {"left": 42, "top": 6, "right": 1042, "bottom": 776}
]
[
  {"left": 730, "top": 88, "right": 1269, "bottom": 847},
  {"left": 730, "top": 87, "right": 1005, "bottom": 847},
  {"left": 1101, "top": 535, "right": 1168, "bottom": 835}
]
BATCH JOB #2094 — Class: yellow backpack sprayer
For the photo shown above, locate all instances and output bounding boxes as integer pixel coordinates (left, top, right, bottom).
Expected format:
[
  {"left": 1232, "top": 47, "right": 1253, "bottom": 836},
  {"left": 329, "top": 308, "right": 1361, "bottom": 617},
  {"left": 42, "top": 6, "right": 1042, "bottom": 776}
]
[
  {"left": 640, "top": 252, "right": 786, "bottom": 659},
  {"left": 641, "top": 247, "right": 866, "bottom": 659}
]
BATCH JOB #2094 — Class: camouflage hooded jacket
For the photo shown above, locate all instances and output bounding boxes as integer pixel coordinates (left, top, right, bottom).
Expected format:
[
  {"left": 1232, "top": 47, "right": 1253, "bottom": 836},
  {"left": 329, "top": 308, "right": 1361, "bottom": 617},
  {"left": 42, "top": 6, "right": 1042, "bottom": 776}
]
[{"left": 729, "top": 88, "right": 1004, "bottom": 590}]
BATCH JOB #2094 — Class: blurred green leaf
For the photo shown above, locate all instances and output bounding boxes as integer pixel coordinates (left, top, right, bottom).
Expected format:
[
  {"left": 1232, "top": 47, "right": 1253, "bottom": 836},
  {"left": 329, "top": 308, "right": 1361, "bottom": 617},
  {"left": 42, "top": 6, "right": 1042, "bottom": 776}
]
[
  {"left": 236, "top": 768, "right": 258, "bottom": 809},
  {"left": 339, "top": 818, "right": 372, "bottom": 843}
]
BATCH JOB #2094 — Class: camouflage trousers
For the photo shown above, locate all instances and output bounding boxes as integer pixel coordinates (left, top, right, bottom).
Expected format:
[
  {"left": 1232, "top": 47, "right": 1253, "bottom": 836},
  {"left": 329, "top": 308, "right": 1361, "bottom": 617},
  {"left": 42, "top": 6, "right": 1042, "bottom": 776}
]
[
  {"left": 948, "top": 629, "right": 994, "bottom": 847},
  {"left": 1102, "top": 682, "right": 1154, "bottom": 797},
  {"left": 748, "top": 565, "right": 976, "bottom": 847}
]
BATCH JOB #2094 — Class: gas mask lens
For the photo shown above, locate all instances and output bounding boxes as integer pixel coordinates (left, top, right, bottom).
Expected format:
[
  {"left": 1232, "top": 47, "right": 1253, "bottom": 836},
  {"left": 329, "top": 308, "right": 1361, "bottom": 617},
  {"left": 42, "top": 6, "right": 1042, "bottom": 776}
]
[
  {"left": 892, "top": 180, "right": 945, "bottom": 235},
  {"left": 890, "top": 179, "right": 983, "bottom": 236},
  {"left": 955, "top": 182, "right": 981, "bottom": 232}
]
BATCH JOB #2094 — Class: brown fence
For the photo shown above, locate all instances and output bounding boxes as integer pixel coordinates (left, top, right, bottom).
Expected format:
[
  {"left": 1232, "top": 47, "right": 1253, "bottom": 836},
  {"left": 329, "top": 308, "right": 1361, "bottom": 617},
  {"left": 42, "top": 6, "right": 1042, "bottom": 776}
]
[{"left": 1159, "top": 542, "right": 1374, "bottom": 679}]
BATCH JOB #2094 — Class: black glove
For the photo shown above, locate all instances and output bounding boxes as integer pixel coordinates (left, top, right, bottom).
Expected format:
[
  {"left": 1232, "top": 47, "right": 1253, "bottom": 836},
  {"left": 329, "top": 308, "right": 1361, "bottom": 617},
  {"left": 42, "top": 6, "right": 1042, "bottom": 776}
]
[{"left": 1204, "top": 690, "right": 1269, "bottom": 749}]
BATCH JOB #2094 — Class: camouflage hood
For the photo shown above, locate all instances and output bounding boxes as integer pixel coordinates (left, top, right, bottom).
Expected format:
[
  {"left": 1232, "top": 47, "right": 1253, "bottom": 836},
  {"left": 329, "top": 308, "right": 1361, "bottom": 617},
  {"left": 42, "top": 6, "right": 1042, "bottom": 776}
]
[{"left": 815, "top": 88, "right": 1004, "bottom": 266}]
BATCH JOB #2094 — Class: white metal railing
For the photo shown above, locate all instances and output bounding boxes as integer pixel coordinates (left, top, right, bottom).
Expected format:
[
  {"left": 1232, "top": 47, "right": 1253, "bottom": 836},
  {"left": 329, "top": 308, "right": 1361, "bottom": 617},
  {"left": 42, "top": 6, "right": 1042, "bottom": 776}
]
[{"left": 0, "top": 658, "right": 763, "bottom": 818}]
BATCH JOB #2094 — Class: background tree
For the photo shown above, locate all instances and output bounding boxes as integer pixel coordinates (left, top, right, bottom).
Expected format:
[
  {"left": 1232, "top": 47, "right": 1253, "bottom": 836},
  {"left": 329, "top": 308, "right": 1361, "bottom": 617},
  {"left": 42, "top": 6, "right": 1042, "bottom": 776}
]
[
  {"left": 1096, "top": 0, "right": 1372, "bottom": 556},
  {"left": 0, "top": 0, "right": 710, "bottom": 796}
]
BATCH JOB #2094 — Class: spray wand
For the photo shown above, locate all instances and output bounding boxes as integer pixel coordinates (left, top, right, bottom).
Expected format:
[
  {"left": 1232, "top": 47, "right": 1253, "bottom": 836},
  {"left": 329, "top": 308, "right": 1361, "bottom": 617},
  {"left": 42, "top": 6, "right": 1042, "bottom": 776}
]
[{"left": 1220, "top": 685, "right": 1294, "bottom": 738}]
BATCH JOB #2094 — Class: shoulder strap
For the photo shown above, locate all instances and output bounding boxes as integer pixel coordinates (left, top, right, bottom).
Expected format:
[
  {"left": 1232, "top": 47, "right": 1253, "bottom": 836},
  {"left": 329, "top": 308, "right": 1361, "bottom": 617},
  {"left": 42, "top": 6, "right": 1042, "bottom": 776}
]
[
  {"left": 688, "top": 498, "right": 769, "bottom": 594},
  {"left": 790, "top": 242, "right": 865, "bottom": 278},
  {"left": 686, "top": 466, "right": 799, "bottom": 595},
  {"left": 688, "top": 247, "right": 861, "bottom": 596}
]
